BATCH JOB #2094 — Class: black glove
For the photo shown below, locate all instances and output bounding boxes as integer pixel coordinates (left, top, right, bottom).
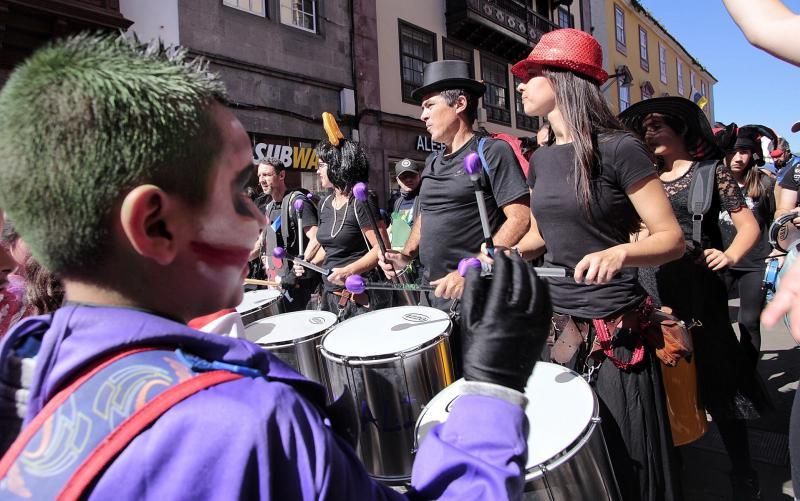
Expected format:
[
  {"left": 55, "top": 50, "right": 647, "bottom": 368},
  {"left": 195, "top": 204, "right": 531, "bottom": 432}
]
[{"left": 460, "top": 253, "right": 552, "bottom": 392}]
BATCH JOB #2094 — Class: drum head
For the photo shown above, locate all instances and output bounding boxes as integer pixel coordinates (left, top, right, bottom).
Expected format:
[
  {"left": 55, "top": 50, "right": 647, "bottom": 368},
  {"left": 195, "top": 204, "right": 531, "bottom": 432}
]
[
  {"left": 769, "top": 213, "right": 800, "bottom": 253},
  {"left": 245, "top": 310, "right": 337, "bottom": 345},
  {"left": 236, "top": 289, "right": 282, "bottom": 316},
  {"left": 322, "top": 306, "right": 450, "bottom": 358},
  {"left": 416, "top": 362, "right": 595, "bottom": 469}
]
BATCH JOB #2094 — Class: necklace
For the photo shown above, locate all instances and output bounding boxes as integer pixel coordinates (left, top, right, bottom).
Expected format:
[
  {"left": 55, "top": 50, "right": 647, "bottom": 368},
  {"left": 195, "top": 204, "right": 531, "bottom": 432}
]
[{"left": 329, "top": 196, "right": 350, "bottom": 238}]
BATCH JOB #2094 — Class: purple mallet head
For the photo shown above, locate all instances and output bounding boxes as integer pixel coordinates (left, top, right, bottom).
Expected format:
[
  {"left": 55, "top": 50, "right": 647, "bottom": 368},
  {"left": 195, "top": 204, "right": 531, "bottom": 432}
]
[
  {"left": 463, "top": 152, "right": 481, "bottom": 177},
  {"left": 457, "top": 257, "right": 482, "bottom": 277},
  {"left": 306, "top": 193, "right": 316, "bottom": 201},
  {"left": 272, "top": 247, "right": 287, "bottom": 259},
  {"left": 345, "top": 274, "right": 367, "bottom": 294},
  {"left": 352, "top": 182, "right": 369, "bottom": 202},
  {"left": 293, "top": 198, "right": 305, "bottom": 213}
]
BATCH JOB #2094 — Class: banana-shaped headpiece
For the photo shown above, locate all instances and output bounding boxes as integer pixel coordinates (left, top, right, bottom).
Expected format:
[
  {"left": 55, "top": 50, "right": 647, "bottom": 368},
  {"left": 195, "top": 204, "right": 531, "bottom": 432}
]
[{"left": 322, "top": 112, "right": 345, "bottom": 147}]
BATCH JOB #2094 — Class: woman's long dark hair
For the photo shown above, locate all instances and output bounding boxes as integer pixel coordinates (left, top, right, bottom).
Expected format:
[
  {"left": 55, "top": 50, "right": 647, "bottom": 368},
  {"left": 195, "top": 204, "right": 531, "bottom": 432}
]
[{"left": 543, "top": 69, "right": 627, "bottom": 211}]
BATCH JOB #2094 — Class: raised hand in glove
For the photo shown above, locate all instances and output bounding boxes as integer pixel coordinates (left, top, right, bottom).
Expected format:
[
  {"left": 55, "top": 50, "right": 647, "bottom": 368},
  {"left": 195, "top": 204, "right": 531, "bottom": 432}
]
[{"left": 460, "top": 253, "right": 552, "bottom": 392}]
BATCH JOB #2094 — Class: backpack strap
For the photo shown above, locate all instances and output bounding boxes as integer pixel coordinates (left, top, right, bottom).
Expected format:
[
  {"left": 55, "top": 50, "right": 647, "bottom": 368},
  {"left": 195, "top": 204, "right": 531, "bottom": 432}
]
[
  {"left": 687, "top": 160, "right": 719, "bottom": 245},
  {"left": 0, "top": 347, "right": 244, "bottom": 501},
  {"left": 477, "top": 136, "right": 490, "bottom": 176}
]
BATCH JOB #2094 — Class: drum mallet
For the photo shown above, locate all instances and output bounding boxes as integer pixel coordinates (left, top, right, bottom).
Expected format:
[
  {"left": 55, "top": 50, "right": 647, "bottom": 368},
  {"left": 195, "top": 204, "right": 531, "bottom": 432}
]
[
  {"left": 463, "top": 152, "right": 494, "bottom": 258},
  {"left": 352, "top": 182, "right": 416, "bottom": 305},
  {"left": 273, "top": 247, "right": 331, "bottom": 276},
  {"left": 458, "top": 257, "right": 571, "bottom": 278},
  {"left": 293, "top": 197, "right": 306, "bottom": 259}
]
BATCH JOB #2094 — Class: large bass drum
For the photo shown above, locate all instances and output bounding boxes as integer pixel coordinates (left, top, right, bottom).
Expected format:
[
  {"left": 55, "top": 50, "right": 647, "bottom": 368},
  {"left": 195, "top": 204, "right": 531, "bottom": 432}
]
[
  {"left": 416, "top": 363, "right": 621, "bottom": 500},
  {"left": 319, "top": 306, "right": 454, "bottom": 483}
]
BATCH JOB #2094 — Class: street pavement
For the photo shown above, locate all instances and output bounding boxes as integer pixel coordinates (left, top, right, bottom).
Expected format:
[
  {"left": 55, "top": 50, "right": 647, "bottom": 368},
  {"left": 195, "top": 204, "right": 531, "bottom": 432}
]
[{"left": 683, "top": 299, "right": 798, "bottom": 500}]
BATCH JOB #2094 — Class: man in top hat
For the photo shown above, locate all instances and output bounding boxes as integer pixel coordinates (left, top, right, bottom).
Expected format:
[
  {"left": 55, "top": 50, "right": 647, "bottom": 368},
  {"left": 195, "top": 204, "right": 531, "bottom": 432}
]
[{"left": 381, "top": 60, "right": 530, "bottom": 308}]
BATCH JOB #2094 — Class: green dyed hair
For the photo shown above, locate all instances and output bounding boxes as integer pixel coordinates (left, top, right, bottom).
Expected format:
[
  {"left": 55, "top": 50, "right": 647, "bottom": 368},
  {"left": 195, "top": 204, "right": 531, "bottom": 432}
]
[{"left": 0, "top": 33, "right": 227, "bottom": 276}]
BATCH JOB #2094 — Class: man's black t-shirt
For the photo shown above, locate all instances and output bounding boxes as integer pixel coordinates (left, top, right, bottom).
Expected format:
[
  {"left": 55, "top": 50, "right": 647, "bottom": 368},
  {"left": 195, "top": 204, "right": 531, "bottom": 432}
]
[
  {"left": 528, "top": 132, "right": 655, "bottom": 318},
  {"left": 317, "top": 194, "right": 380, "bottom": 291},
  {"left": 419, "top": 135, "right": 528, "bottom": 281}
]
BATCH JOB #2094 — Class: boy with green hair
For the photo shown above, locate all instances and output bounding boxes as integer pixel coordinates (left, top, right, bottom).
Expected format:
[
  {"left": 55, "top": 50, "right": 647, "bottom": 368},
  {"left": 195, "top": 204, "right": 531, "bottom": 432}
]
[{"left": 0, "top": 34, "right": 550, "bottom": 499}]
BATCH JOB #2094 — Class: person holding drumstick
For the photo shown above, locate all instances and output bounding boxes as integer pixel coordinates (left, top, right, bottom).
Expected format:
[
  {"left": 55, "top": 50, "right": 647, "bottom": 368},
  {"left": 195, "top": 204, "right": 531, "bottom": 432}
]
[
  {"left": 294, "top": 117, "right": 391, "bottom": 318},
  {"left": 511, "top": 29, "right": 685, "bottom": 501}
]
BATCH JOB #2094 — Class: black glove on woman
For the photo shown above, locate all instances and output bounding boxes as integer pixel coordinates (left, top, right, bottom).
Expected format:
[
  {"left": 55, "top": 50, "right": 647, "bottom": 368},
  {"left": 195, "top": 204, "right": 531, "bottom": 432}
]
[{"left": 460, "top": 253, "right": 552, "bottom": 393}]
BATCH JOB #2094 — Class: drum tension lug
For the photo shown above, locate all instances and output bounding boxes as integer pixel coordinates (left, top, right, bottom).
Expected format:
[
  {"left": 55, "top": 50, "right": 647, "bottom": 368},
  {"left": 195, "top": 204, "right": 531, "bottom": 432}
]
[{"left": 686, "top": 319, "right": 703, "bottom": 330}]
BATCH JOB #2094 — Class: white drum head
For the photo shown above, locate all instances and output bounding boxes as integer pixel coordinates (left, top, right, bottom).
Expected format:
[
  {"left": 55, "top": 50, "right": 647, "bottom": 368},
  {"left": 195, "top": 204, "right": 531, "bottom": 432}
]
[
  {"left": 245, "top": 310, "right": 338, "bottom": 345},
  {"left": 322, "top": 306, "right": 450, "bottom": 358},
  {"left": 417, "top": 362, "right": 595, "bottom": 469},
  {"left": 236, "top": 289, "right": 282, "bottom": 315}
]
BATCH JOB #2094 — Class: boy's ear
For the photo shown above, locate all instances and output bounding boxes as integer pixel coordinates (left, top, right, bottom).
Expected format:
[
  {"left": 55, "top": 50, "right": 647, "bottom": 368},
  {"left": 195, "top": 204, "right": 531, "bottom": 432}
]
[{"left": 119, "top": 185, "right": 182, "bottom": 266}]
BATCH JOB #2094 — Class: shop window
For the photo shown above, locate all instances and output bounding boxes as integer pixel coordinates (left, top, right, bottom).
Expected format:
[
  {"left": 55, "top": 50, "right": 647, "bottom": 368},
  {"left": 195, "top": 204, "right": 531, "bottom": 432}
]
[
  {"left": 280, "top": 0, "right": 317, "bottom": 33},
  {"left": 399, "top": 21, "right": 436, "bottom": 103},
  {"left": 223, "top": 0, "right": 265, "bottom": 17},
  {"left": 482, "top": 54, "right": 511, "bottom": 125}
]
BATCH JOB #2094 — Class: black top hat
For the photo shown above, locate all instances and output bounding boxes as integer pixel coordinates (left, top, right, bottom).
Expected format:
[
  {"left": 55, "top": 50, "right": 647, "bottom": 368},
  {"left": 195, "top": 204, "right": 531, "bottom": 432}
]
[
  {"left": 619, "top": 96, "right": 722, "bottom": 161},
  {"left": 410, "top": 60, "right": 486, "bottom": 103}
]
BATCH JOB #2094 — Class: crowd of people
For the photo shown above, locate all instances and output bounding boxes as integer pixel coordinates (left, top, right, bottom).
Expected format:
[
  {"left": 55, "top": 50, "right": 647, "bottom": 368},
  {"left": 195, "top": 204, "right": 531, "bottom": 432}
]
[{"left": 0, "top": 1, "right": 799, "bottom": 499}]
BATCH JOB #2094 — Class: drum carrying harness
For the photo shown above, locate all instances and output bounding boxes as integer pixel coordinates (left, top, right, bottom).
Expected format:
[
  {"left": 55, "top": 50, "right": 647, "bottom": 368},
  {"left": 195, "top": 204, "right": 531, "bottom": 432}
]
[{"left": 0, "top": 347, "right": 251, "bottom": 501}]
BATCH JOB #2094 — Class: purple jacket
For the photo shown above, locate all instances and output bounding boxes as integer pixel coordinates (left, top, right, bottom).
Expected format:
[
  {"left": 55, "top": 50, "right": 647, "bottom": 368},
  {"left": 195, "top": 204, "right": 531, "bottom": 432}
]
[{"left": 0, "top": 304, "right": 528, "bottom": 500}]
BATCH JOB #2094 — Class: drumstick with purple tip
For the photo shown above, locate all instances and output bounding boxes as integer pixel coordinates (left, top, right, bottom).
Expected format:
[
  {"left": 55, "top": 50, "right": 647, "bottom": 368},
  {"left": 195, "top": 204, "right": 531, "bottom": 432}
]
[
  {"left": 352, "top": 182, "right": 416, "bottom": 305},
  {"left": 293, "top": 198, "right": 306, "bottom": 259},
  {"left": 463, "top": 152, "right": 494, "bottom": 257},
  {"left": 273, "top": 247, "right": 331, "bottom": 276},
  {"left": 344, "top": 258, "right": 570, "bottom": 294}
]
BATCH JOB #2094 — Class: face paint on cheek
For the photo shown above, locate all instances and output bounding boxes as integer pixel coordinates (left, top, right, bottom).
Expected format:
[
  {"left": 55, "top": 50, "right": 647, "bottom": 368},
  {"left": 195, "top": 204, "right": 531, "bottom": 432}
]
[{"left": 190, "top": 241, "right": 253, "bottom": 268}]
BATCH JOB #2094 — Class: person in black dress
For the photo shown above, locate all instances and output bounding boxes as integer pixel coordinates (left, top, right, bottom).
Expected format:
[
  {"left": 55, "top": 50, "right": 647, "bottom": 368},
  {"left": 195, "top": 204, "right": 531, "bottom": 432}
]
[{"left": 621, "top": 97, "right": 771, "bottom": 501}]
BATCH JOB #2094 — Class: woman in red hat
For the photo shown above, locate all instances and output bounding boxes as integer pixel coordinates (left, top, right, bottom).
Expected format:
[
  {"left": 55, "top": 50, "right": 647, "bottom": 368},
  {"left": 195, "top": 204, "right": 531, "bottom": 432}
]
[
  {"left": 620, "top": 100, "right": 769, "bottom": 501},
  {"left": 510, "top": 29, "right": 685, "bottom": 501}
]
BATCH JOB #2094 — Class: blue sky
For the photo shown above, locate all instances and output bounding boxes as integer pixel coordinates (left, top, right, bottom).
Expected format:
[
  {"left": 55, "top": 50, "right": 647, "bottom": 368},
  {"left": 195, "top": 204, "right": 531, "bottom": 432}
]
[{"left": 639, "top": 0, "right": 800, "bottom": 146}]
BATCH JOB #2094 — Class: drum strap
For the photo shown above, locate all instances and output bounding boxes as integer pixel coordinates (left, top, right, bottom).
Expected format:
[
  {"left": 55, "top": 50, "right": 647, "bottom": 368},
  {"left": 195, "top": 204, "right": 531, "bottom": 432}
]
[{"left": 0, "top": 347, "right": 244, "bottom": 501}]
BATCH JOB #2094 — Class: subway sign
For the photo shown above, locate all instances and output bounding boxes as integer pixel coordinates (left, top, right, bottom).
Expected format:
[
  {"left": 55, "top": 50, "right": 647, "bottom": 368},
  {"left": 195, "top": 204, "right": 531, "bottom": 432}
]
[{"left": 251, "top": 134, "right": 319, "bottom": 170}]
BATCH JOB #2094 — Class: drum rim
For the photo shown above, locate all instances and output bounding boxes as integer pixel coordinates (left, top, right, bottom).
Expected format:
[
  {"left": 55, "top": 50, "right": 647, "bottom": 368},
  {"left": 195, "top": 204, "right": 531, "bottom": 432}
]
[
  {"left": 415, "top": 367, "right": 600, "bottom": 475},
  {"left": 237, "top": 289, "right": 284, "bottom": 314},
  {"left": 246, "top": 310, "right": 338, "bottom": 345},
  {"left": 318, "top": 332, "right": 451, "bottom": 365},
  {"left": 319, "top": 306, "right": 452, "bottom": 360}
]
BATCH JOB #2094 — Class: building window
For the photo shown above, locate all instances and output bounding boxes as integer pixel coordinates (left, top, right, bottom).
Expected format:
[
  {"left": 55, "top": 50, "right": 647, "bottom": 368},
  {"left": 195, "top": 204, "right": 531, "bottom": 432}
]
[
  {"left": 614, "top": 5, "right": 626, "bottom": 53},
  {"left": 443, "top": 39, "right": 474, "bottom": 77},
  {"left": 223, "top": 0, "right": 265, "bottom": 16},
  {"left": 618, "top": 80, "right": 630, "bottom": 112},
  {"left": 641, "top": 81, "right": 654, "bottom": 101},
  {"left": 482, "top": 54, "right": 511, "bottom": 125},
  {"left": 399, "top": 21, "right": 436, "bottom": 103},
  {"left": 677, "top": 59, "right": 684, "bottom": 95},
  {"left": 659, "top": 44, "right": 667, "bottom": 84},
  {"left": 557, "top": 7, "right": 574, "bottom": 28},
  {"left": 280, "top": 0, "right": 317, "bottom": 32},
  {"left": 514, "top": 76, "right": 538, "bottom": 132},
  {"left": 638, "top": 27, "right": 649, "bottom": 71}
]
